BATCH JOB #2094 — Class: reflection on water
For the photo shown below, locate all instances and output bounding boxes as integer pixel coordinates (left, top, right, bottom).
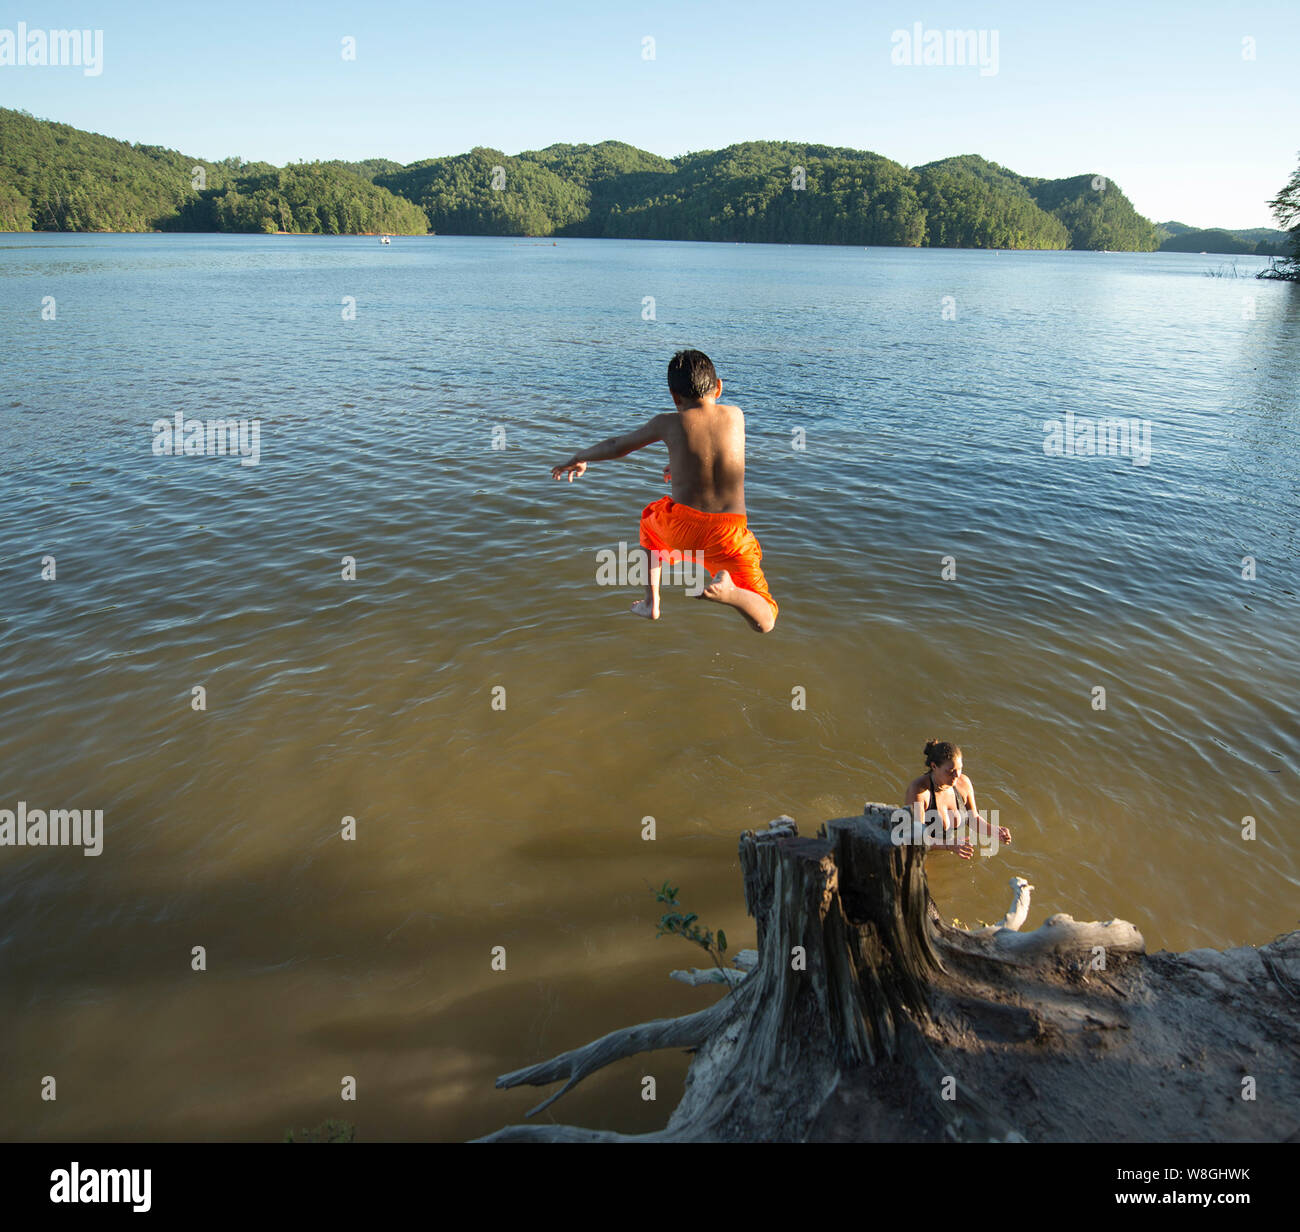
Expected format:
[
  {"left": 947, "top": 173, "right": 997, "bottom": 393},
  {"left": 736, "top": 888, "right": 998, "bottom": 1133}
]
[{"left": 0, "top": 235, "right": 1296, "bottom": 1140}]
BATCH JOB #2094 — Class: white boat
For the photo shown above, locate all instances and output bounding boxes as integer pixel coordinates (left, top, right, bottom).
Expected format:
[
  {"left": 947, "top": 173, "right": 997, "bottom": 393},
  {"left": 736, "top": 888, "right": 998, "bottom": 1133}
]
[{"left": 380, "top": 234, "right": 391, "bottom": 245}]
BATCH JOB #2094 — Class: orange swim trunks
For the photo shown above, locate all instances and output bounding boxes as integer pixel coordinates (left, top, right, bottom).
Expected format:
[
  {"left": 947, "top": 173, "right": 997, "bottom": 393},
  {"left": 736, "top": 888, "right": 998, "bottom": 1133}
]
[{"left": 639, "top": 496, "right": 778, "bottom": 616}]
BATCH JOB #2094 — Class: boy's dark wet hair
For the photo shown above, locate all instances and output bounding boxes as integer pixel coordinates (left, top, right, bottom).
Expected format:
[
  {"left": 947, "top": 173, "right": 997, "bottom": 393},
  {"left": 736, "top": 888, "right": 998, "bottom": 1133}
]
[{"left": 667, "top": 350, "right": 718, "bottom": 399}]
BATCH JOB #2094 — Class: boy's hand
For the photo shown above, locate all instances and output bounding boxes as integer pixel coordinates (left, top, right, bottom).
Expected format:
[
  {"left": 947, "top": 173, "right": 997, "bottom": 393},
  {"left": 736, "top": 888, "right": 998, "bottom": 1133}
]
[
  {"left": 663, "top": 467, "right": 671, "bottom": 484},
  {"left": 551, "top": 459, "right": 587, "bottom": 482}
]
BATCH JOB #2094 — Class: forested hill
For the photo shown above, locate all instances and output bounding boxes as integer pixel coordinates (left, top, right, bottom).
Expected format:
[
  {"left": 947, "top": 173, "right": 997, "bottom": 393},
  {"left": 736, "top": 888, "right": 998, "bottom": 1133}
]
[
  {"left": 1, "top": 110, "right": 1159, "bottom": 249},
  {"left": 0, "top": 109, "right": 427, "bottom": 234},
  {"left": 1154, "top": 219, "right": 1289, "bottom": 255},
  {"left": 915, "top": 154, "right": 1158, "bottom": 250},
  {"left": 368, "top": 143, "right": 1156, "bottom": 249}
]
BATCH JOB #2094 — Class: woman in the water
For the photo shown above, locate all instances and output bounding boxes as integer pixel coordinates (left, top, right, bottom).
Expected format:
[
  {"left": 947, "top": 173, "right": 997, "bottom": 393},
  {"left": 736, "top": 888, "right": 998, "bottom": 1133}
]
[{"left": 903, "top": 739, "right": 1012, "bottom": 860}]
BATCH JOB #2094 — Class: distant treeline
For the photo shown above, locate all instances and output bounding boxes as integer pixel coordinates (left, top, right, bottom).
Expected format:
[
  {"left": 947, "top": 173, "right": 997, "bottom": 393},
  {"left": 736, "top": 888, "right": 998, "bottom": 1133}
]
[
  {"left": 1154, "top": 220, "right": 1290, "bottom": 256},
  {"left": 0, "top": 109, "right": 427, "bottom": 235},
  {"left": 0, "top": 107, "right": 1175, "bottom": 250},
  {"left": 365, "top": 145, "right": 1163, "bottom": 251}
]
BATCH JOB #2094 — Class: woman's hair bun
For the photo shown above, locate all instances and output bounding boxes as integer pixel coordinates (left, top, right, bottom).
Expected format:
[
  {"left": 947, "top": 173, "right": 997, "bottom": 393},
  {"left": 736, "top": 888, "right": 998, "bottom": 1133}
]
[{"left": 923, "top": 739, "right": 959, "bottom": 766}]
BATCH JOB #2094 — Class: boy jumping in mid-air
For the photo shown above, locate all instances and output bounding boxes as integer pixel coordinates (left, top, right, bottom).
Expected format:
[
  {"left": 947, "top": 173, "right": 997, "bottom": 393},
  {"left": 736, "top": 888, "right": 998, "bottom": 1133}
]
[{"left": 551, "top": 349, "right": 778, "bottom": 633}]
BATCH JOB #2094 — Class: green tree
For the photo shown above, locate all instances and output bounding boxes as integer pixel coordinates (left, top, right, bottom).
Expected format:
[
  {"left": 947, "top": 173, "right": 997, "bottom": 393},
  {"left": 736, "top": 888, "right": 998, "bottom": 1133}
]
[{"left": 1260, "top": 150, "right": 1300, "bottom": 280}]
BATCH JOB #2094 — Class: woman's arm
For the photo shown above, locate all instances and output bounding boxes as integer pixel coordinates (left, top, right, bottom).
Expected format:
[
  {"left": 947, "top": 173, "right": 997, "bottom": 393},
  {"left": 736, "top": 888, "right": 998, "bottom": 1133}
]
[
  {"left": 960, "top": 777, "right": 1010, "bottom": 846},
  {"left": 906, "top": 782, "right": 973, "bottom": 859}
]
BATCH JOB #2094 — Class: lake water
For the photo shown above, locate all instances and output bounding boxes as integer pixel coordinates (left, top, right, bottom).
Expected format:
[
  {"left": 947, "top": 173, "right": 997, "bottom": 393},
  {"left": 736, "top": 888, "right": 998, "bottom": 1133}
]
[{"left": 0, "top": 234, "right": 1296, "bottom": 1141}]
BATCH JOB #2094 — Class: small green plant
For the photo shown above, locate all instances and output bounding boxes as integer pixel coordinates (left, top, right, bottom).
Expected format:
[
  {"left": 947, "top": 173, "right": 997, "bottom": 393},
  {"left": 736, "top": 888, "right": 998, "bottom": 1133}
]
[
  {"left": 654, "top": 882, "right": 733, "bottom": 989},
  {"left": 283, "top": 1119, "right": 355, "bottom": 1143}
]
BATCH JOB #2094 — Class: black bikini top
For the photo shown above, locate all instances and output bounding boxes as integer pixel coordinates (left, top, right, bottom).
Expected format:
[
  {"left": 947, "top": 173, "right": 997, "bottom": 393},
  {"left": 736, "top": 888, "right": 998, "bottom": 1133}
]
[{"left": 926, "top": 772, "right": 970, "bottom": 817}]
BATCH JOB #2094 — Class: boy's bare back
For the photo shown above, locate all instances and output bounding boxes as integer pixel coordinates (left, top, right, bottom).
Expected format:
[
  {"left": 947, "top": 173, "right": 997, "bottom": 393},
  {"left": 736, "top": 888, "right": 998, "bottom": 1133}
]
[
  {"left": 656, "top": 402, "right": 747, "bottom": 515},
  {"left": 549, "top": 349, "right": 777, "bottom": 632}
]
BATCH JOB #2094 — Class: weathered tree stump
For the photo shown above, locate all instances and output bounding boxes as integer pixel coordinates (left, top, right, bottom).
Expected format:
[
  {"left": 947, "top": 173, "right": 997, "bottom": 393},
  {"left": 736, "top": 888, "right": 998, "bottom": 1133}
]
[{"left": 475, "top": 806, "right": 1299, "bottom": 1143}]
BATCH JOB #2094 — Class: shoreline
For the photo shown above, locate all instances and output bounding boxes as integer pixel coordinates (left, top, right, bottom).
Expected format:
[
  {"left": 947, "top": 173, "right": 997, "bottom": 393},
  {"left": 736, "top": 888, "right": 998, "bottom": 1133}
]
[{"left": 481, "top": 812, "right": 1300, "bottom": 1143}]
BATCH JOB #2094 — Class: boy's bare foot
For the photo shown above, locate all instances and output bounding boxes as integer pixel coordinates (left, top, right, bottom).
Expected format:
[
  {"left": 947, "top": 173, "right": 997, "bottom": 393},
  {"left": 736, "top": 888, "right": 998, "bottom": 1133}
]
[
  {"left": 700, "top": 569, "right": 736, "bottom": 603},
  {"left": 699, "top": 570, "right": 776, "bottom": 633},
  {"left": 630, "top": 598, "right": 660, "bottom": 620}
]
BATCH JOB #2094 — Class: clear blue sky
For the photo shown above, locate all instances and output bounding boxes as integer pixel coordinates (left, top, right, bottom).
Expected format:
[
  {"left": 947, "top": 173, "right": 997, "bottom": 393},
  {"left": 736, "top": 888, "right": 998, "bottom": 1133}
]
[{"left": 2, "top": 0, "right": 1296, "bottom": 228}]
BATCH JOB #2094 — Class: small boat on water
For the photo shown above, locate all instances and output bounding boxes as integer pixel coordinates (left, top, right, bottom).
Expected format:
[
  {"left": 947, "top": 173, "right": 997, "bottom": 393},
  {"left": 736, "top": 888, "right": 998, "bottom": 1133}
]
[{"left": 380, "top": 234, "right": 391, "bottom": 245}]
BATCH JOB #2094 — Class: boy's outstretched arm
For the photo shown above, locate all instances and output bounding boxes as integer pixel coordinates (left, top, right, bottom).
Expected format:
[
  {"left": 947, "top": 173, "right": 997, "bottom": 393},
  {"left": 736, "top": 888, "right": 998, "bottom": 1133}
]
[{"left": 552, "top": 415, "right": 666, "bottom": 482}]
